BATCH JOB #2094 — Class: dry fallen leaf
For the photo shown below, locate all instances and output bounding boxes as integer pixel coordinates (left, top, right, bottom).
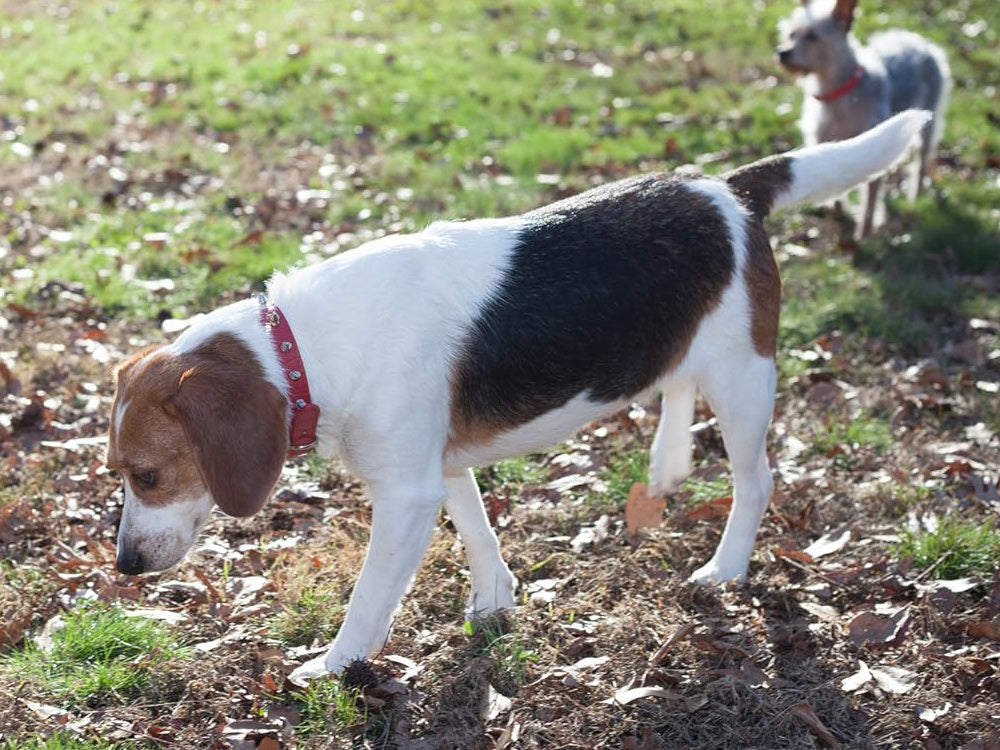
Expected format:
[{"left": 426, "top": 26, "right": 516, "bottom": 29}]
[
  {"left": 681, "top": 495, "right": 732, "bottom": 523},
  {"left": 482, "top": 685, "right": 512, "bottom": 721},
  {"left": 610, "top": 685, "right": 678, "bottom": 706},
  {"left": 918, "top": 703, "right": 952, "bottom": 723},
  {"left": 804, "top": 526, "right": 851, "bottom": 559},
  {"left": 570, "top": 514, "right": 610, "bottom": 553},
  {"left": 869, "top": 665, "right": 917, "bottom": 694},
  {"left": 625, "top": 483, "right": 666, "bottom": 536},
  {"left": 21, "top": 699, "right": 70, "bottom": 721},
  {"left": 483, "top": 492, "right": 509, "bottom": 526},
  {"left": 790, "top": 702, "right": 838, "bottom": 747},
  {"left": 847, "top": 608, "right": 910, "bottom": 647},
  {"left": 774, "top": 545, "right": 815, "bottom": 565},
  {"left": 841, "top": 661, "right": 872, "bottom": 692},
  {"left": 650, "top": 622, "right": 697, "bottom": 665},
  {"left": 967, "top": 620, "right": 1000, "bottom": 642},
  {"left": 800, "top": 601, "right": 840, "bottom": 623}
]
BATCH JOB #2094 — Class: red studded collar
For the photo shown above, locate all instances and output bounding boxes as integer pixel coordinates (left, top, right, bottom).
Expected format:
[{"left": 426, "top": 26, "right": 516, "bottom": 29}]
[
  {"left": 259, "top": 302, "right": 320, "bottom": 457},
  {"left": 814, "top": 66, "right": 865, "bottom": 102}
]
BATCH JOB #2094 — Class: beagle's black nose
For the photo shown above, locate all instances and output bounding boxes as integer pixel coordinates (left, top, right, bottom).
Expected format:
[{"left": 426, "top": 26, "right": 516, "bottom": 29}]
[
  {"left": 116, "top": 547, "right": 145, "bottom": 575},
  {"left": 777, "top": 48, "right": 793, "bottom": 63}
]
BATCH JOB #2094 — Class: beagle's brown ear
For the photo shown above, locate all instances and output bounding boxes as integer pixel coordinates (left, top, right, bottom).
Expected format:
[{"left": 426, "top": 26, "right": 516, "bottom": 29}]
[
  {"left": 170, "top": 335, "right": 289, "bottom": 517},
  {"left": 832, "top": 0, "right": 858, "bottom": 30}
]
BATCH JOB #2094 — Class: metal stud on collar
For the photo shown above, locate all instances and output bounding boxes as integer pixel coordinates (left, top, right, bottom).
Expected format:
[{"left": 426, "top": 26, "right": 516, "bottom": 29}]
[
  {"left": 295, "top": 398, "right": 306, "bottom": 409},
  {"left": 289, "top": 370, "right": 302, "bottom": 381},
  {"left": 280, "top": 341, "right": 293, "bottom": 352}
]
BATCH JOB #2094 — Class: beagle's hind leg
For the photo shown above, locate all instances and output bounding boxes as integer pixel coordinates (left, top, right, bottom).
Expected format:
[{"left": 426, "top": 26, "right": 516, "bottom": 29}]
[
  {"left": 688, "top": 353, "right": 775, "bottom": 584},
  {"left": 649, "top": 380, "right": 697, "bottom": 498}
]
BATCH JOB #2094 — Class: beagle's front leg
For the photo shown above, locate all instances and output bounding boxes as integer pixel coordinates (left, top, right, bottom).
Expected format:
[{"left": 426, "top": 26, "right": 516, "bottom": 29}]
[{"left": 289, "top": 476, "right": 445, "bottom": 685}]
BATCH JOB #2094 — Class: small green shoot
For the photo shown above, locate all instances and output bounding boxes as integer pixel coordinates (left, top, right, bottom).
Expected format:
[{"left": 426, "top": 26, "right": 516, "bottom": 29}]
[
  {"left": 599, "top": 448, "right": 649, "bottom": 508},
  {"left": 270, "top": 587, "right": 343, "bottom": 648},
  {"left": 0, "top": 737, "right": 146, "bottom": 750},
  {"left": 680, "top": 476, "right": 733, "bottom": 505},
  {"left": 895, "top": 516, "right": 1000, "bottom": 580},
  {"left": 292, "top": 678, "right": 365, "bottom": 738},
  {"left": 812, "top": 413, "right": 892, "bottom": 467},
  {"left": 476, "top": 457, "right": 546, "bottom": 494},
  {"left": 465, "top": 614, "right": 537, "bottom": 691}
]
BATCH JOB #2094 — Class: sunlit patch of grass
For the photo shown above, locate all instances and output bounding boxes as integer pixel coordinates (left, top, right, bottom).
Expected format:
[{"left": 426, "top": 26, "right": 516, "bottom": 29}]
[
  {"left": 0, "top": 737, "right": 145, "bottom": 750},
  {"left": 291, "top": 678, "right": 365, "bottom": 738},
  {"left": 1, "top": 602, "right": 187, "bottom": 706},
  {"left": 895, "top": 516, "right": 1000, "bottom": 580},
  {"left": 270, "top": 586, "right": 343, "bottom": 649},
  {"left": 812, "top": 413, "right": 892, "bottom": 469},
  {"left": 464, "top": 613, "right": 537, "bottom": 693},
  {"left": 597, "top": 447, "right": 649, "bottom": 508},
  {"left": 780, "top": 177, "right": 1000, "bottom": 356},
  {"left": 10, "top": 209, "right": 303, "bottom": 318},
  {"left": 476, "top": 457, "right": 546, "bottom": 495},
  {"left": 680, "top": 475, "right": 733, "bottom": 504}
]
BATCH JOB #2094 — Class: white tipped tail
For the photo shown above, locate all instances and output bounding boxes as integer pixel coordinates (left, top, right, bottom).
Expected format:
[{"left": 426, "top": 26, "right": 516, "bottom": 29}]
[{"left": 772, "top": 109, "right": 931, "bottom": 212}]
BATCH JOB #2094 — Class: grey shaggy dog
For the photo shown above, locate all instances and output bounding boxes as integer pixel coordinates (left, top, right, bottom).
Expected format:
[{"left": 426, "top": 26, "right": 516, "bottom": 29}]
[{"left": 776, "top": 0, "right": 950, "bottom": 236}]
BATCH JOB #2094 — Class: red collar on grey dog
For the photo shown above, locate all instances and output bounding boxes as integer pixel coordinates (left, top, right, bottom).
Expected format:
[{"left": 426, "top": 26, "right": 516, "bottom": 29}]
[
  {"left": 814, "top": 66, "right": 865, "bottom": 101},
  {"left": 259, "top": 302, "right": 320, "bottom": 457}
]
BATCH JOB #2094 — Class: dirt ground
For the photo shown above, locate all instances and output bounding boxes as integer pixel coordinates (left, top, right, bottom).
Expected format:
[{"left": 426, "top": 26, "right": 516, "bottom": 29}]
[{"left": 1, "top": 264, "right": 999, "bottom": 749}]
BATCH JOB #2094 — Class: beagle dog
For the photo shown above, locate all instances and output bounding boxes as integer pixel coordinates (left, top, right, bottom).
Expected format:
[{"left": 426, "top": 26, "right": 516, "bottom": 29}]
[{"left": 106, "top": 111, "right": 927, "bottom": 684}]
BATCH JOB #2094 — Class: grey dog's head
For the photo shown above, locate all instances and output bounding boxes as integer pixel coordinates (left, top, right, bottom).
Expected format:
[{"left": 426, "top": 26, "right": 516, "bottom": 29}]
[{"left": 776, "top": 0, "right": 858, "bottom": 75}]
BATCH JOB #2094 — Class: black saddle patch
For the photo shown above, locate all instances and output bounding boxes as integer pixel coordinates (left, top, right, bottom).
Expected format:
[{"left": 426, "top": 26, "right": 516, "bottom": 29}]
[{"left": 452, "top": 173, "right": 736, "bottom": 437}]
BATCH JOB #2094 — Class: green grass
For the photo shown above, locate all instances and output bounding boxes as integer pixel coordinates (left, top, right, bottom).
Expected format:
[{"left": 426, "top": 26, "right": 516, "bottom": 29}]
[
  {"left": 3, "top": 0, "right": 997, "bottom": 325},
  {"left": 895, "top": 516, "right": 1000, "bottom": 580},
  {"left": 270, "top": 586, "right": 343, "bottom": 648},
  {"left": 1, "top": 602, "right": 187, "bottom": 706},
  {"left": 291, "top": 679, "right": 365, "bottom": 738},
  {"left": 464, "top": 614, "right": 537, "bottom": 691},
  {"left": 813, "top": 413, "right": 893, "bottom": 455},
  {"left": 681, "top": 475, "right": 733, "bottom": 504},
  {"left": 597, "top": 448, "right": 649, "bottom": 508},
  {"left": 0, "top": 738, "right": 144, "bottom": 750},
  {"left": 476, "top": 457, "right": 546, "bottom": 495},
  {"left": 780, "top": 176, "right": 1000, "bottom": 354},
  {"left": 810, "top": 412, "right": 893, "bottom": 469}
]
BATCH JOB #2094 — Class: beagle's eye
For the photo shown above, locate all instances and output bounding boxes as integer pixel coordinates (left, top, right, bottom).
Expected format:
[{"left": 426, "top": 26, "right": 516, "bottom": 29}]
[
  {"left": 132, "top": 470, "right": 158, "bottom": 489},
  {"left": 804, "top": 30, "right": 818, "bottom": 42}
]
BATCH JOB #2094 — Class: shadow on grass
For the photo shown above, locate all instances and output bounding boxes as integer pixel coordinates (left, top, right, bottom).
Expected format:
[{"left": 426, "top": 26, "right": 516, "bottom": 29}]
[{"left": 781, "top": 184, "right": 1000, "bottom": 356}]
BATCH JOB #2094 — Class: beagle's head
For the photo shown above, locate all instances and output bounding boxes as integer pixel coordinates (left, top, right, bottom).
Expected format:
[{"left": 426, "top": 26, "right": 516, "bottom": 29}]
[{"left": 107, "top": 334, "right": 288, "bottom": 575}]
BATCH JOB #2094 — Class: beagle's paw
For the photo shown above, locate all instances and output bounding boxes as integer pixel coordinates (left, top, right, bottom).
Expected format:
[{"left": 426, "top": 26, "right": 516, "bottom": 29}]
[
  {"left": 687, "top": 559, "right": 747, "bottom": 586},
  {"left": 288, "top": 655, "right": 331, "bottom": 687},
  {"left": 465, "top": 569, "right": 517, "bottom": 620}
]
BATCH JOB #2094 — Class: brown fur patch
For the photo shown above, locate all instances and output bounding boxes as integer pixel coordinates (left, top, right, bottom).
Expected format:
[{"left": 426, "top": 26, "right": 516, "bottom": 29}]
[
  {"left": 108, "top": 334, "right": 288, "bottom": 516},
  {"left": 447, "top": 380, "right": 503, "bottom": 451},
  {"left": 743, "top": 222, "right": 781, "bottom": 357},
  {"left": 725, "top": 156, "right": 793, "bottom": 220}
]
